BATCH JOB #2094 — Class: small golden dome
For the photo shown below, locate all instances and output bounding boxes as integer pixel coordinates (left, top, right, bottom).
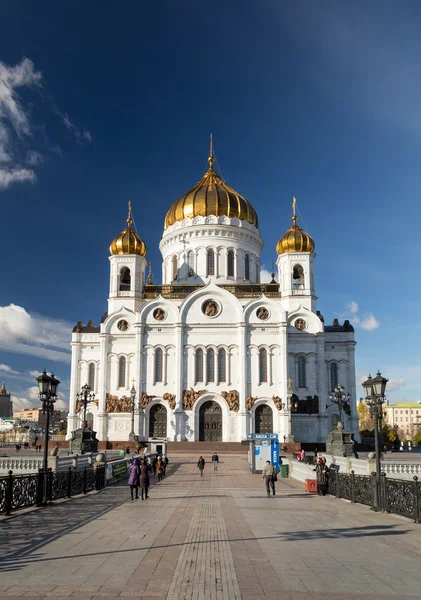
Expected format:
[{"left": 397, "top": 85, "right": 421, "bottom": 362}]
[
  {"left": 110, "top": 202, "right": 147, "bottom": 257},
  {"left": 164, "top": 139, "right": 258, "bottom": 229},
  {"left": 276, "top": 199, "right": 315, "bottom": 255}
]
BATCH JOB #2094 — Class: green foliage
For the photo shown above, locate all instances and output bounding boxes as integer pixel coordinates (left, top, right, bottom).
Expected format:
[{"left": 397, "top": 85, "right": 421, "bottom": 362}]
[{"left": 413, "top": 431, "right": 421, "bottom": 446}]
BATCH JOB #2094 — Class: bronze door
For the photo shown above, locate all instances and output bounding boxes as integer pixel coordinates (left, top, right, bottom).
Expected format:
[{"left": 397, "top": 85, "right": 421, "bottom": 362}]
[
  {"left": 255, "top": 404, "right": 273, "bottom": 434},
  {"left": 199, "top": 401, "right": 222, "bottom": 442},
  {"left": 149, "top": 404, "right": 167, "bottom": 438}
]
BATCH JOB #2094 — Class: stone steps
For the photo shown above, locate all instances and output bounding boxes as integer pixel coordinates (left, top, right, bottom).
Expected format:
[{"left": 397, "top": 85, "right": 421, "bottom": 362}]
[{"left": 167, "top": 441, "right": 248, "bottom": 454}]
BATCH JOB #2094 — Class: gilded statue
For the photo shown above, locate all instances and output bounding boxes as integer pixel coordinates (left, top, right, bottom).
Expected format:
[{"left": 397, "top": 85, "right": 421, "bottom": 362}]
[
  {"left": 163, "top": 392, "right": 176, "bottom": 410},
  {"left": 140, "top": 391, "right": 156, "bottom": 409},
  {"left": 183, "top": 388, "right": 206, "bottom": 411},
  {"left": 221, "top": 390, "right": 239, "bottom": 412},
  {"left": 245, "top": 395, "right": 257, "bottom": 410},
  {"left": 76, "top": 398, "right": 98, "bottom": 413},
  {"left": 272, "top": 395, "right": 283, "bottom": 411},
  {"left": 105, "top": 394, "right": 132, "bottom": 413}
]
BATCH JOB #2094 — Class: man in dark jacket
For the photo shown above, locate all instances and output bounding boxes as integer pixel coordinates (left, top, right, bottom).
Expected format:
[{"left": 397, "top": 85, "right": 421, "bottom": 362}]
[
  {"left": 212, "top": 453, "right": 219, "bottom": 471},
  {"left": 314, "top": 457, "right": 329, "bottom": 495}
]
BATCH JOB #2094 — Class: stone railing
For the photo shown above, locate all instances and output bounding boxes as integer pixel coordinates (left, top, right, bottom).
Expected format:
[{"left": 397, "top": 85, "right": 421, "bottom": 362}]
[
  {"left": 381, "top": 462, "right": 421, "bottom": 477},
  {"left": 0, "top": 457, "right": 43, "bottom": 473},
  {"left": 0, "top": 451, "right": 124, "bottom": 474}
]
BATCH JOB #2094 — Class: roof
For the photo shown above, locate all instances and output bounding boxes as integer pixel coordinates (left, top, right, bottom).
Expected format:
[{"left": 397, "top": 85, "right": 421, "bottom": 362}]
[{"left": 385, "top": 403, "right": 421, "bottom": 408}]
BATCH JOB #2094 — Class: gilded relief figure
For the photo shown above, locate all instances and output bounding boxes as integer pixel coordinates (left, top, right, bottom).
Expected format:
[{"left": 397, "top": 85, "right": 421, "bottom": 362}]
[
  {"left": 183, "top": 388, "right": 206, "bottom": 410},
  {"left": 105, "top": 394, "right": 132, "bottom": 413},
  {"left": 272, "top": 395, "right": 283, "bottom": 411},
  {"left": 221, "top": 390, "right": 239, "bottom": 412},
  {"left": 140, "top": 391, "right": 156, "bottom": 409},
  {"left": 163, "top": 392, "right": 176, "bottom": 410},
  {"left": 245, "top": 395, "right": 257, "bottom": 410}
]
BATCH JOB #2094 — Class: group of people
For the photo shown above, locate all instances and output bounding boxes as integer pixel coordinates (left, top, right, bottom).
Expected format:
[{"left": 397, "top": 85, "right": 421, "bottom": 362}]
[
  {"left": 127, "top": 454, "right": 169, "bottom": 500},
  {"left": 196, "top": 453, "right": 220, "bottom": 476}
]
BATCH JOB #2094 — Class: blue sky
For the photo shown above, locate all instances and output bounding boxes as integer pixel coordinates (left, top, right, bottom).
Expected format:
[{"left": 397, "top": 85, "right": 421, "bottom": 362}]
[{"left": 0, "top": 0, "right": 419, "bottom": 410}]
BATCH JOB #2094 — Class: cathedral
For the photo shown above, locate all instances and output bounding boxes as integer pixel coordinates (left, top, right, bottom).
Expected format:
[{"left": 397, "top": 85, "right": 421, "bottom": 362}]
[{"left": 67, "top": 145, "right": 359, "bottom": 444}]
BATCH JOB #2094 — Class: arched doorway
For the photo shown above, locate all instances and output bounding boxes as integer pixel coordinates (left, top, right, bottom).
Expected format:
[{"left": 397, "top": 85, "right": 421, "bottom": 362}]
[
  {"left": 199, "top": 401, "right": 222, "bottom": 442},
  {"left": 149, "top": 404, "right": 167, "bottom": 438},
  {"left": 255, "top": 404, "right": 273, "bottom": 434}
]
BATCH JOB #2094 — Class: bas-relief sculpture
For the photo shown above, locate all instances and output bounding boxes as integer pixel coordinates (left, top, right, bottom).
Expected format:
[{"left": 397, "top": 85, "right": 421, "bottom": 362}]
[
  {"left": 183, "top": 388, "right": 207, "bottom": 410},
  {"left": 272, "top": 395, "right": 283, "bottom": 411},
  {"left": 140, "top": 392, "right": 156, "bottom": 409},
  {"left": 163, "top": 392, "right": 176, "bottom": 410},
  {"left": 221, "top": 390, "right": 239, "bottom": 412},
  {"left": 245, "top": 395, "right": 257, "bottom": 410},
  {"left": 105, "top": 394, "right": 132, "bottom": 413},
  {"left": 76, "top": 399, "right": 98, "bottom": 413}
]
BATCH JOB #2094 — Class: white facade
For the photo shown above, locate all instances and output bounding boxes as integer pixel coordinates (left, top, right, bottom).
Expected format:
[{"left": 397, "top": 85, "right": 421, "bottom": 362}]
[{"left": 67, "top": 163, "right": 359, "bottom": 445}]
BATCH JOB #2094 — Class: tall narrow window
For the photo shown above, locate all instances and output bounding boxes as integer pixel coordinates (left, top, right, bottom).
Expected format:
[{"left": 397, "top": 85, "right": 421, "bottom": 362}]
[
  {"left": 118, "top": 356, "right": 126, "bottom": 388},
  {"left": 245, "top": 254, "right": 250, "bottom": 280},
  {"left": 195, "top": 348, "right": 204, "bottom": 382},
  {"left": 259, "top": 348, "right": 267, "bottom": 383},
  {"left": 207, "top": 349, "right": 215, "bottom": 382},
  {"left": 88, "top": 363, "right": 95, "bottom": 390},
  {"left": 119, "top": 267, "right": 131, "bottom": 291},
  {"left": 293, "top": 265, "right": 304, "bottom": 289},
  {"left": 298, "top": 356, "right": 306, "bottom": 388},
  {"left": 227, "top": 250, "right": 234, "bottom": 277},
  {"left": 218, "top": 349, "right": 226, "bottom": 382},
  {"left": 330, "top": 362, "right": 338, "bottom": 391},
  {"left": 155, "top": 348, "right": 163, "bottom": 383},
  {"left": 172, "top": 255, "right": 178, "bottom": 281},
  {"left": 188, "top": 251, "right": 194, "bottom": 276},
  {"left": 207, "top": 250, "right": 215, "bottom": 276}
]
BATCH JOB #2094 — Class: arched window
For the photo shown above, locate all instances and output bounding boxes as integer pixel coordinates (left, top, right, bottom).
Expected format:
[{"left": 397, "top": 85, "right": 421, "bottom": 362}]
[
  {"left": 172, "top": 255, "right": 178, "bottom": 281},
  {"left": 259, "top": 348, "right": 267, "bottom": 383},
  {"left": 195, "top": 348, "right": 204, "bottom": 382},
  {"left": 227, "top": 250, "right": 234, "bottom": 277},
  {"left": 218, "top": 349, "right": 226, "bottom": 382},
  {"left": 207, "top": 349, "right": 215, "bottom": 382},
  {"left": 245, "top": 254, "right": 250, "bottom": 280},
  {"left": 119, "top": 267, "right": 131, "bottom": 291},
  {"left": 298, "top": 356, "right": 306, "bottom": 388},
  {"left": 155, "top": 348, "right": 163, "bottom": 383},
  {"left": 118, "top": 356, "right": 126, "bottom": 388},
  {"left": 330, "top": 363, "right": 338, "bottom": 391},
  {"left": 207, "top": 250, "right": 215, "bottom": 276},
  {"left": 187, "top": 251, "right": 194, "bottom": 276},
  {"left": 88, "top": 363, "right": 95, "bottom": 390},
  {"left": 292, "top": 265, "right": 304, "bottom": 290}
]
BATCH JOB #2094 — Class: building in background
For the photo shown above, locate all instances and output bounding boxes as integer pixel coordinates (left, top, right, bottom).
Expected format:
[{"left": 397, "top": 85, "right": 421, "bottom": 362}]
[
  {"left": 13, "top": 408, "right": 46, "bottom": 428},
  {"left": 384, "top": 402, "right": 421, "bottom": 438},
  {"left": 0, "top": 382, "right": 13, "bottom": 419}
]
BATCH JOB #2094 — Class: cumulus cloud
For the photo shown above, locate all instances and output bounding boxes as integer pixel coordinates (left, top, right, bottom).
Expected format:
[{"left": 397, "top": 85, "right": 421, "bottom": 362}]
[
  {"left": 0, "top": 364, "right": 19, "bottom": 375},
  {"left": 55, "top": 110, "right": 92, "bottom": 144},
  {"left": 386, "top": 378, "right": 406, "bottom": 392},
  {"left": 260, "top": 266, "right": 274, "bottom": 283},
  {"left": 11, "top": 395, "right": 34, "bottom": 411},
  {"left": 0, "top": 58, "right": 42, "bottom": 189},
  {"left": 0, "top": 304, "right": 72, "bottom": 363},
  {"left": 341, "top": 301, "right": 379, "bottom": 331}
]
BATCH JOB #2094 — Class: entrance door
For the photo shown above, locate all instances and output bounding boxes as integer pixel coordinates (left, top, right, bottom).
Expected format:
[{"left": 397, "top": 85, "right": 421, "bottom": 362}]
[
  {"left": 255, "top": 404, "right": 273, "bottom": 434},
  {"left": 149, "top": 404, "right": 167, "bottom": 438},
  {"left": 199, "top": 401, "right": 222, "bottom": 442}
]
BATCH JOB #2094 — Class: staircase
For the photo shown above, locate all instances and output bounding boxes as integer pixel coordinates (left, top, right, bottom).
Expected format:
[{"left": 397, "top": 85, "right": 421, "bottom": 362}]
[{"left": 167, "top": 441, "right": 247, "bottom": 454}]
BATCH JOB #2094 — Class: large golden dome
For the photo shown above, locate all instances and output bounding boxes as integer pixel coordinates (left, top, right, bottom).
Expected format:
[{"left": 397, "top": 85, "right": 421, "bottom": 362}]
[
  {"left": 276, "top": 200, "right": 315, "bottom": 255},
  {"left": 110, "top": 202, "right": 147, "bottom": 256},
  {"left": 164, "top": 148, "right": 258, "bottom": 229}
]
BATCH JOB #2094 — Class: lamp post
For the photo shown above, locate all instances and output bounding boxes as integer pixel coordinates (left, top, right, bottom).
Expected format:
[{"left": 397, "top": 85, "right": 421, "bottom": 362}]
[
  {"left": 362, "top": 371, "right": 388, "bottom": 511},
  {"left": 328, "top": 384, "right": 351, "bottom": 428},
  {"left": 76, "top": 383, "right": 95, "bottom": 429},
  {"left": 36, "top": 370, "right": 60, "bottom": 501},
  {"left": 129, "top": 382, "right": 137, "bottom": 441}
]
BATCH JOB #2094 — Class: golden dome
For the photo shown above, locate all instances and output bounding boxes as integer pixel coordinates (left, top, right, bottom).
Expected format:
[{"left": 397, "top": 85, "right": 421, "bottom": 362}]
[
  {"left": 164, "top": 141, "right": 258, "bottom": 229},
  {"left": 110, "top": 202, "right": 147, "bottom": 256},
  {"left": 276, "top": 199, "right": 315, "bottom": 255}
]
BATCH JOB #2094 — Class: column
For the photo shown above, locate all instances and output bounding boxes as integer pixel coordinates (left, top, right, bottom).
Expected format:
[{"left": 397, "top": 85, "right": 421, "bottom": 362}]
[
  {"left": 278, "top": 324, "right": 290, "bottom": 441},
  {"left": 96, "top": 333, "right": 109, "bottom": 441},
  {"left": 135, "top": 323, "right": 145, "bottom": 439},
  {"left": 174, "top": 323, "right": 185, "bottom": 440},
  {"left": 237, "top": 323, "right": 248, "bottom": 440},
  {"left": 347, "top": 340, "right": 359, "bottom": 440},
  {"left": 67, "top": 337, "right": 81, "bottom": 440}
]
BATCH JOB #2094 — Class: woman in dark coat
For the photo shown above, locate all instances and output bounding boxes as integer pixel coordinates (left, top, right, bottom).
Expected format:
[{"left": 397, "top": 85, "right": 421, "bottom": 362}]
[
  {"left": 140, "top": 459, "right": 150, "bottom": 500},
  {"left": 197, "top": 456, "right": 205, "bottom": 477},
  {"left": 128, "top": 457, "right": 140, "bottom": 500},
  {"left": 314, "top": 457, "right": 329, "bottom": 496}
]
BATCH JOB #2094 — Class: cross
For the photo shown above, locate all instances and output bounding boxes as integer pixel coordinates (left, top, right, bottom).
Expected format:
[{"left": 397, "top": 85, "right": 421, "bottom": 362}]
[
  {"left": 287, "top": 378, "right": 292, "bottom": 390},
  {"left": 131, "top": 378, "right": 136, "bottom": 387}
]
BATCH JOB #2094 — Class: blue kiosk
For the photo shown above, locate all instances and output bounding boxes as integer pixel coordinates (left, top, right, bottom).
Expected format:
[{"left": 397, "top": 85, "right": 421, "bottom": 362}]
[{"left": 247, "top": 433, "right": 280, "bottom": 474}]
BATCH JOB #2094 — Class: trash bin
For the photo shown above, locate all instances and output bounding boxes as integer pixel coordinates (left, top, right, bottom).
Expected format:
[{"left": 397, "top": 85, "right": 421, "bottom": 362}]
[{"left": 280, "top": 464, "right": 289, "bottom": 478}]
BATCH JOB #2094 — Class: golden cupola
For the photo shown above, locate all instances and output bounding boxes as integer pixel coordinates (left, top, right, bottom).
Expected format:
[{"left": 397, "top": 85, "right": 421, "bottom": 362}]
[
  {"left": 110, "top": 202, "right": 147, "bottom": 256},
  {"left": 276, "top": 198, "right": 315, "bottom": 255},
  {"left": 164, "top": 137, "right": 259, "bottom": 229}
]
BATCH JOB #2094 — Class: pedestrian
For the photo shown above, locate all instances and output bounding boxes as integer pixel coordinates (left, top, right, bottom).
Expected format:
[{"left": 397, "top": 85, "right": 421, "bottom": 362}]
[
  {"left": 197, "top": 456, "right": 205, "bottom": 476},
  {"left": 152, "top": 456, "right": 157, "bottom": 476},
  {"left": 125, "top": 446, "right": 130, "bottom": 455},
  {"left": 156, "top": 457, "right": 164, "bottom": 482},
  {"left": 128, "top": 457, "right": 140, "bottom": 500},
  {"left": 211, "top": 453, "right": 219, "bottom": 471},
  {"left": 162, "top": 455, "right": 169, "bottom": 476},
  {"left": 140, "top": 459, "right": 150, "bottom": 500},
  {"left": 262, "top": 460, "right": 276, "bottom": 496},
  {"left": 313, "top": 457, "right": 329, "bottom": 496}
]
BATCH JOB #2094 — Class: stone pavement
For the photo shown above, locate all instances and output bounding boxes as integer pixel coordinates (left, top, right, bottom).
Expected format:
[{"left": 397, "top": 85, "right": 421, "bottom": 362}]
[{"left": 1, "top": 454, "right": 421, "bottom": 600}]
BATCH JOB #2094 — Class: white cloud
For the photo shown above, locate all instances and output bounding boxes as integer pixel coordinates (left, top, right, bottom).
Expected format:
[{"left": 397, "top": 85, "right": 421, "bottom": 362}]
[
  {"left": 386, "top": 378, "right": 406, "bottom": 393},
  {"left": 260, "top": 267, "right": 273, "bottom": 283},
  {"left": 0, "top": 364, "right": 19, "bottom": 375},
  {"left": 28, "top": 370, "right": 41, "bottom": 378},
  {"left": 341, "top": 301, "right": 379, "bottom": 332},
  {"left": 55, "top": 110, "right": 92, "bottom": 144},
  {"left": 0, "top": 58, "right": 42, "bottom": 189},
  {"left": 25, "top": 150, "right": 43, "bottom": 166},
  {"left": 11, "top": 395, "right": 34, "bottom": 411},
  {"left": 0, "top": 304, "right": 72, "bottom": 363}
]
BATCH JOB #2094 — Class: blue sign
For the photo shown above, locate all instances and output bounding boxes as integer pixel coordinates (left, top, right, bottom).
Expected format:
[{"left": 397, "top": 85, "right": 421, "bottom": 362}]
[
  {"left": 255, "top": 446, "right": 261, "bottom": 456},
  {"left": 269, "top": 433, "right": 279, "bottom": 439},
  {"left": 254, "top": 433, "right": 269, "bottom": 439},
  {"left": 247, "top": 433, "right": 252, "bottom": 439},
  {"left": 271, "top": 440, "right": 280, "bottom": 472}
]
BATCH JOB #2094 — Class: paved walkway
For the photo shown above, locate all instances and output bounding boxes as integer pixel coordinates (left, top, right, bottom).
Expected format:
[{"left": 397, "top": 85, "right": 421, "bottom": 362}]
[{"left": 1, "top": 454, "right": 421, "bottom": 600}]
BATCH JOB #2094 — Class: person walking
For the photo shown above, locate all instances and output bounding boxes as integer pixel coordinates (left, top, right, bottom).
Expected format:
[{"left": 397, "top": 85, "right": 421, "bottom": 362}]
[
  {"left": 197, "top": 456, "right": 205, "bottom": 476},
  {"left": 156, "top": 457, "right": 164, "bottom": 482},
  {"left": 128, "top": 457, "right": 140, "bottom": 500},
  {"left": 313, "top": 457, "right": 329, "bottom": 496},
  {"left": 211, "top": 453, "right": 219, "bottom": 471},
  {"left": 262, "top": 460, "right": 276, "bottom": 496},
  {"left": 140, "top": 459, "right": 150, "bottom": 500},
  {"left": 162, "top": 455, "right": 169, "bottom": 476},
  {"left": 152, "top": 456, "right": 157, "bottom": 476}
]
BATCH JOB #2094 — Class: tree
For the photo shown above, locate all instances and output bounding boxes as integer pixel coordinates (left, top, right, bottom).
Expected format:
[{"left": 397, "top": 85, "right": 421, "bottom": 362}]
[
  {"left": 413, "top": 431, "right": 421, "bottom": 447},
  {"left": 358, "top": 401, "right": 372, "bottom": 431}
]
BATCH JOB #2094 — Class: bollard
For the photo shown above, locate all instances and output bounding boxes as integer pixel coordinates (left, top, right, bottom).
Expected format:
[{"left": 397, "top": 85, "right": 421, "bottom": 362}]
[
  {"left": 36, "top": 468, "right": 44, "bottom": 506},
  {"left": 67, "top": 466, "right": 72, "bottom": 498},
  {"left": 350, "top": 470, "right": 356, "bottom": 503},
  {"left": 5, "top": 470, "right": 13, "bottom": 516},
  {"left": 381, "top": 473, "right": 388, "bottom": 513},
  {"left": 414, "top": 476, "right": 420, "bottom": 524}
]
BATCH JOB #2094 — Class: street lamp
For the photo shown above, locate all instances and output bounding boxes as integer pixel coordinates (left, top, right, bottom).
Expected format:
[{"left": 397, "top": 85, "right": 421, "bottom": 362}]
[
  {"left": 129, "top": 382, "right": 137, "bottom": 441},
  {"left": 76, "top": 383, "right": 95, "bottom": 429},
  {"left": 328, "top": 384, "right": 351, "bottom": 428},
  {"left": 36, "top": 370, "right": 60, "bottom": 474},
  {"left": 362, "top": 371, "right": 388, "bottom": 511}
]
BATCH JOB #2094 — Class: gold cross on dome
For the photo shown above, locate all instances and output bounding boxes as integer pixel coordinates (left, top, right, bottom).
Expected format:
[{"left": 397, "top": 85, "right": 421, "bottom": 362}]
[
  {"left": 131, "top": 378, "right": 136, "bottom": 387},
  {"left": 287, "top": 378, "right": 292, "bottom": 390}
]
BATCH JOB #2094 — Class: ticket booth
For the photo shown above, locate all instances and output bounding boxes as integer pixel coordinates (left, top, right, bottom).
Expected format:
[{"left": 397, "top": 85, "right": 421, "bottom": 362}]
[
  {"left": 149, "top": 438, "right": 167, "bottom": 456},
  {"left": 247, "top": 434, "right": 280, "bottom": 474}
]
